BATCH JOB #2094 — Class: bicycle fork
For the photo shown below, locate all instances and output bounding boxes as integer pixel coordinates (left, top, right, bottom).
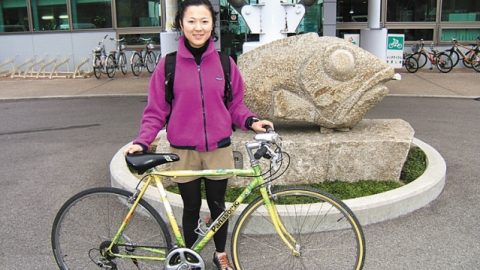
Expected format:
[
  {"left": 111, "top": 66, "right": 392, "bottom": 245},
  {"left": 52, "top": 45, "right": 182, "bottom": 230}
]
[{"left": 259, "top": 187, "right": 301, "bottom": 256}]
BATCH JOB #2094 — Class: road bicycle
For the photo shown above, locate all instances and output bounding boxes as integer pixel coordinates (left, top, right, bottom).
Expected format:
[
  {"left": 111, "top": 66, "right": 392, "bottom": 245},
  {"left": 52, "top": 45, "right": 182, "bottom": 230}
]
[
  {"left": 131, "top": 37, "right": 157, "bottom": 76},
  {"left": 51, "top": 129, "right": 365, "bottom": 270},
  {"left": 105, "top": 37, "right": 128, "bottom": 78},
  {"left": 92, "top": 34, "right": 114, "bottom": 79},
  {"left": 443, "top": 37, "right": 480, "bottom": 70},
  {"left": 411, "top": 39, "right": 453, "bottom": 73}
]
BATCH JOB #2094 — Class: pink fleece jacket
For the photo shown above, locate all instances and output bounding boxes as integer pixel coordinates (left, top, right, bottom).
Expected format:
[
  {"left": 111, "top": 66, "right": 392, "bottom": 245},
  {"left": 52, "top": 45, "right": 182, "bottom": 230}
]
[{"left": 133, "top": 36, "right": 255, "bottom": 152}]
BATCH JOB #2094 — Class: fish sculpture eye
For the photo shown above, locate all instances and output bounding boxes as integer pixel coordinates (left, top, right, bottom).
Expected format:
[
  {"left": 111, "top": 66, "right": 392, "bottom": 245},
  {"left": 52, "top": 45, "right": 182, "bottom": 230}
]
[{"left": 323, "top": 48, "right": 356, "bottom": 82}]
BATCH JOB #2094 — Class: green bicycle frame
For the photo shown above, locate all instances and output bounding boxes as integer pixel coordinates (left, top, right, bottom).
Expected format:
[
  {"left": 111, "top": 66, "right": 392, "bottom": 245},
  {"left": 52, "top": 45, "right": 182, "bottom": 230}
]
[{"left": 106, "top": 163, "right": 299, "bottom": 261}]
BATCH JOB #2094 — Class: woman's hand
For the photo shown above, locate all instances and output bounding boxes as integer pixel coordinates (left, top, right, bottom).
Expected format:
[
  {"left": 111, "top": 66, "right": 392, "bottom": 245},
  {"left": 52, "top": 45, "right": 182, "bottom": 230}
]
[
  {"left": 251, "top": 119, "right": 274, "bottom": 133},
  {"left": 124, "top": 144, "right": 144, "bottom": 155}
]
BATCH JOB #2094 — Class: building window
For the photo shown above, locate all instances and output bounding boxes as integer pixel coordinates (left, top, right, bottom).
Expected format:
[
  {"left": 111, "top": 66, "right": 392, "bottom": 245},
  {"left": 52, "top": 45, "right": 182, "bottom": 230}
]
[
  {"left": 387, "top": 0, "right": 436, "bottom": 22},
  {"left": 31, "top": 0, "right": 69, "bottom": 31},
  {"left": 441, "top": 29, "right": 480, "bottom": 42},
  {"left": 71, "top": 0, "right": 112, "bottom": 29},
  {"left": 116, "top": 0, "right": 160, "bottom": 28},
  {"left": 441, "top": 0, "right": 480, "bottom": 22},
  {"left": 337, "top": 0, "right": 369, "bottom": 23},
  {"left": 0, "top": 0, "right": 29, "bottom": 32},
  {"left": 388, "top": 29, "right": 434, "bottom": 42},
  {"left": 119, "top": 33, "right": 160, "bottom": 46}
]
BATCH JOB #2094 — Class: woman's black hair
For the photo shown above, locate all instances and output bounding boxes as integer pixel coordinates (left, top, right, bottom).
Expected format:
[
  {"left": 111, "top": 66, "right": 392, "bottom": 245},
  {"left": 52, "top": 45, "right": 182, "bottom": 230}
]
[{"left": 173, "top": 0, "right": 218, "bottom": 41}]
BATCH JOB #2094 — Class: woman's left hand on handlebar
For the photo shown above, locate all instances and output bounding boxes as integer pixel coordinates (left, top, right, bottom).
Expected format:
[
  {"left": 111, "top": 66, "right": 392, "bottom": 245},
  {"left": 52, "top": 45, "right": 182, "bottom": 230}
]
[{"left": 251, "top": 120, "right": 274, "bottom": 133}]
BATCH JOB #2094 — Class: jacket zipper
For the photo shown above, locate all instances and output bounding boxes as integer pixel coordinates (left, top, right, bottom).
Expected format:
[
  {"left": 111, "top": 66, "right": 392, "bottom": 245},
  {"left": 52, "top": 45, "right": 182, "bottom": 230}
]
[{"left": 197, "top": 64, "right": 209, "bottom": 151}]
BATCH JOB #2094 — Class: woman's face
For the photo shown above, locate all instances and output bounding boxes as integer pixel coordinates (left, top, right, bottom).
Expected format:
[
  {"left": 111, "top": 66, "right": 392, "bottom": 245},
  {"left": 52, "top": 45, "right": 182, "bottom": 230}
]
[{"left": 181, "top": 5, "right": 213, "bottom": 48}]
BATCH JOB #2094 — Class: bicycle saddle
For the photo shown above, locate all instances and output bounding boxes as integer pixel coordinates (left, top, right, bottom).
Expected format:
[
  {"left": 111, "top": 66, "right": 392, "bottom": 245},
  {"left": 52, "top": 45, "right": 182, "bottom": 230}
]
[{"left": 125, "top": 153, "right": 180, "bottom": 174}]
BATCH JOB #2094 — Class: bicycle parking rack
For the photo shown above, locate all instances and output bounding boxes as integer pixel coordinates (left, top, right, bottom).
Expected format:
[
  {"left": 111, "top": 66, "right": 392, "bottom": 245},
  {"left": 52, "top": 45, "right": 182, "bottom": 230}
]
[
  {"left": 4, "top": 55, "right": 95, "bottom": 79},
  {"left": 36, "top": 58, "right": 57, "bottom": 78},
  {"left": 10, "top": 57, "right": 34, "bottom": 78},
  {"left": 23, "top": 57, "right": 46, "bottom": 78},
  {"left": 49, "top": 57, "right": 71, "bottom": 79},
  {"left": 72, "top": 57, "right": 91, "bottom": 78},
  {"left": 0, "top": 58, "right": 15, "bottom": 77}
]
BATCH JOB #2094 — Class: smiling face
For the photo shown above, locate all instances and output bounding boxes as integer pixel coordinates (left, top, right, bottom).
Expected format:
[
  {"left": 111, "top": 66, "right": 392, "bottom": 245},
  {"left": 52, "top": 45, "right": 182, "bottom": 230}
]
[{"left": 180, "top": 5, "right": 213, "bottom": 48}]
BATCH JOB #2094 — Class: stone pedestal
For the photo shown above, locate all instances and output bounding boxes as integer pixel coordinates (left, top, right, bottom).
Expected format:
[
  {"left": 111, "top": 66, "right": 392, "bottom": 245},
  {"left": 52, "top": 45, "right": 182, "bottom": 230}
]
[{"left": 153, "top": 119, "right": 414, "bottom": 187}]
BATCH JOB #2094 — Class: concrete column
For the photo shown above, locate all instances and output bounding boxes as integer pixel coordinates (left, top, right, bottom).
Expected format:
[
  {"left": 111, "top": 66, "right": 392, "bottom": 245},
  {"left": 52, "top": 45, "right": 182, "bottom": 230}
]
[
  {"left": 322, "top": 0, "right": 336, "bottom": 36},
  {"left": 360, "top": 0, "right": 387, "bottom": 61},
  {"left": 160, "top": 0, "right": 178, "bottom": 56},
  {"left": 367, "top": 0, "right": 380, "bottom": 29}
]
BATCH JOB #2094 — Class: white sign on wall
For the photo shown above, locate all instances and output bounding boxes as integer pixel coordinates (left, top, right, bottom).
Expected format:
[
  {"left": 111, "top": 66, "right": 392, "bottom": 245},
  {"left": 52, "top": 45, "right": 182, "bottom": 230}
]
[
  {"left": 386, "top": 34, "right": 405, "bottom": 68},
  {"left": 344, "top": 34, "right": 360, "bottom": 46}
]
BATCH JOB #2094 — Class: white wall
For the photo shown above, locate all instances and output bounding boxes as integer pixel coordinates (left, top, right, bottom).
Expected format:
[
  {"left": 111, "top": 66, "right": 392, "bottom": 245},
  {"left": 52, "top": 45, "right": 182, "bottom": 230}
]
[{"left": 0, "top": 31, "right": 115, "bottom": 72}]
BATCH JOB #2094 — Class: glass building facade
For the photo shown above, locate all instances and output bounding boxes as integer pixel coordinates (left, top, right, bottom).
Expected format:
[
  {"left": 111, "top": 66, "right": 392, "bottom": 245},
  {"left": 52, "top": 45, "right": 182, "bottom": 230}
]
[{"left": 0, "top": 0, "right": 479, "bottom": 49}]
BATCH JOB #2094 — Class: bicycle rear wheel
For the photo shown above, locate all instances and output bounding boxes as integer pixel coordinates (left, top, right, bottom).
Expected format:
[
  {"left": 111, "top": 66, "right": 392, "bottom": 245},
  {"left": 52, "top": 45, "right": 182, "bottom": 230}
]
[
  {"left": 51, "top": 187, "right": 172, "bottom": 270},
  {"left": 231, "top": 186, "right": 365, "bottom": 270},
  {"left": 131, "top": 52, "right": 142, "bottom": 76},
  {"left": 146, "top": 51, "right": 157, "bottom": 73},
  {"left": 436, "top": 53, "right": 453, "bottom": 73}
]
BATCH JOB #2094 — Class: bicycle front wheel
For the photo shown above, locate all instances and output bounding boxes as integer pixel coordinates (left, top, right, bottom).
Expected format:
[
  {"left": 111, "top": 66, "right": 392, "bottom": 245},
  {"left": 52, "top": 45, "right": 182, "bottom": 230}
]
[
  {"left": 231, "top": 186, "right": 365, "bottom": 270},
  {"left": 106, "top": 54, "right": 116, "bottom": 78},
  {"left": 413, "top": 52, "right": 428, "bottom": 68},
  {"left": 52, "top": 187, "right": 172, "bottom": 270},
  {"left": 445, "top": 49, "right": 459, "bottom": 67},
  {"left": 119, "top": 52, "right": 128, "bottom": 75},
  {"left": 404, "top": 56, "right": 419, "bottom": 73},
  {"left": 131, "top": 52, "right": 142, "bottom": 76},
  {"left": 93, "top": 56, "right": 102, "bottom": 79},
  {"left": 146, "top": 51, "right": 157, "bottom": 73}
]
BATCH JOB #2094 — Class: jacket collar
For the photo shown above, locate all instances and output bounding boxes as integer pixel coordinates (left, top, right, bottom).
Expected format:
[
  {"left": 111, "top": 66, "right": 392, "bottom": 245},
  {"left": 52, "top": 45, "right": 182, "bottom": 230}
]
[{"left": 177, "top": 35, "right": 216, "bottom": 60}]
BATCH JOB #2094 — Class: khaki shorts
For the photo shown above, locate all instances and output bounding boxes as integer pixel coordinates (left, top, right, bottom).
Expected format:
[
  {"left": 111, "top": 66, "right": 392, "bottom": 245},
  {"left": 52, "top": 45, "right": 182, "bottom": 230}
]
[{"left": 168, "top": 145, "right": 234, "bottom": 183}]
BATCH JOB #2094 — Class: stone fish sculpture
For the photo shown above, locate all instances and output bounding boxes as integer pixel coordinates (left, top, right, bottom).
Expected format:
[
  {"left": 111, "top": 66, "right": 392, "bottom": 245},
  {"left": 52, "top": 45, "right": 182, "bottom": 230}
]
[{"left": 237, "top": 33, "right": 395, "bottom": 129}]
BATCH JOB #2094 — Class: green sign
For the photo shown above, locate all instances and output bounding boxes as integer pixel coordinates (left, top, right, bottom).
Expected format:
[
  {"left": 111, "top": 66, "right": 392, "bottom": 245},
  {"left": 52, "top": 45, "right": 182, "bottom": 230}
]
[{"left": 387, "top": 36, "right": 404, "bottom": 50}]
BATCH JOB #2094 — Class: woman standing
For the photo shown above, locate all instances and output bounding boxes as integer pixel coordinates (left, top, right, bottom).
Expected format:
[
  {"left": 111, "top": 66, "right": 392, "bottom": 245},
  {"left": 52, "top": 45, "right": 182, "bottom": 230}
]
[{"left": 124, "top": 0, "right": 273, "bottom": 269}]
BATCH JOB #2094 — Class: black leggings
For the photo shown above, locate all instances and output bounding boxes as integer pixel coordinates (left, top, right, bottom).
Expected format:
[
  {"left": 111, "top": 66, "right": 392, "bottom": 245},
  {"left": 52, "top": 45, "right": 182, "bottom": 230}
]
[{"left": 178, "top": 178, "right": 228, "bottom": 252}]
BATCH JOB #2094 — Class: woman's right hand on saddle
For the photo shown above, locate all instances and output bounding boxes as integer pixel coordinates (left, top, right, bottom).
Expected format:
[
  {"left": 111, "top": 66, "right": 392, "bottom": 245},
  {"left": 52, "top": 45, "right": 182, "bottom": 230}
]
[{"left": 124, "top": 144, "right": 144, "bottom": 155}]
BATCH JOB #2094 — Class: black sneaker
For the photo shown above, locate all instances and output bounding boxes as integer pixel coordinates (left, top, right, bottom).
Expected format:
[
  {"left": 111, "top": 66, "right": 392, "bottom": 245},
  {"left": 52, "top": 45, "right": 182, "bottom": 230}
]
[{"left": 212, "top": 252, "right": 235, "bottom": 270}]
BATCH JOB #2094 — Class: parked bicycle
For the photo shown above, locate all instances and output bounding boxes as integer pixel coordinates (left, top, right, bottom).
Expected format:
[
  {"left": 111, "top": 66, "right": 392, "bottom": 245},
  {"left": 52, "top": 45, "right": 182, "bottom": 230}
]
[
  {"left": 411, "top": 39, "right": 453, "bottom": 73},
  {"left": 105, "top": 37, "right": 128, "bottom": 78},
  {"left": 92, "top": 34, "right": 113, "bottom": 79},
  {"left": 51, "top": 128, "right": 366, "bottom": 270},
  {"left": 443, "top": 37, "right": 480, "bottom": 70},
  {"left": 131, "top": 37, "right": 157, "bottom": 76}
]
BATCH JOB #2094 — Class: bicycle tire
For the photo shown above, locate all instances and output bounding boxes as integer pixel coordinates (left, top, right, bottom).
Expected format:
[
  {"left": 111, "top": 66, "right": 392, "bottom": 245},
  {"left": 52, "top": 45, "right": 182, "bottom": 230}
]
[
  {"left": 93, "top": 56, "right": 102, "bottom": 79},
  {"left": 131, "top": 52, "right": 142, "bottom": 76},
  {"left": 413, "top": 52, "right": 428, "bottom": 68},
  {"left": 444, "top": 49, "right": 459, "bottom": 67},
  {"left": 146, "top": 51, "right": 157, "bottom": 73},
  {"left": 404, "top": 56, "right": 419, "bottom": 73},
  {"left": 119, "top": 52, "right": 128, "bottom": 75},
  {"left": 106, "top": 54, "right": 116, "bottom": 78},
  {"left": 435, "top": 53, "right": 453, "bottom": 73},
  {"left": 231, "top": 186, "right": 365, "bottom": 270},
  {"left": 462, "top": 50, "right": 479, "bottom": 68},
  {"left": 472, "top": 53, "right": 480, "bottom": 72},
  {"left": 51, "top": 187, "right": 172, "bottom": 270}
]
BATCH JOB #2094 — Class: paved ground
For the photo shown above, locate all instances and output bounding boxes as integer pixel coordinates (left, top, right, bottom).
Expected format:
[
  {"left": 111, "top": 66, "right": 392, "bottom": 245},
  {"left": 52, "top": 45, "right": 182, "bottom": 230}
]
[
  {"left": 0, "top": 68, "right": 479, "bottom": 269},
  {"left": 0, "top": 68, "right": 479, "bottom": 99}
]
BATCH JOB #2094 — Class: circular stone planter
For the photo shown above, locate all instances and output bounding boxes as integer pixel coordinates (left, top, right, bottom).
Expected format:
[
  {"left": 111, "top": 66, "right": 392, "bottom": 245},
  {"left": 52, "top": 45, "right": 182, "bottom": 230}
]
[{"left": 110, "top": 138, "right": 446, "bottom": 232}]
